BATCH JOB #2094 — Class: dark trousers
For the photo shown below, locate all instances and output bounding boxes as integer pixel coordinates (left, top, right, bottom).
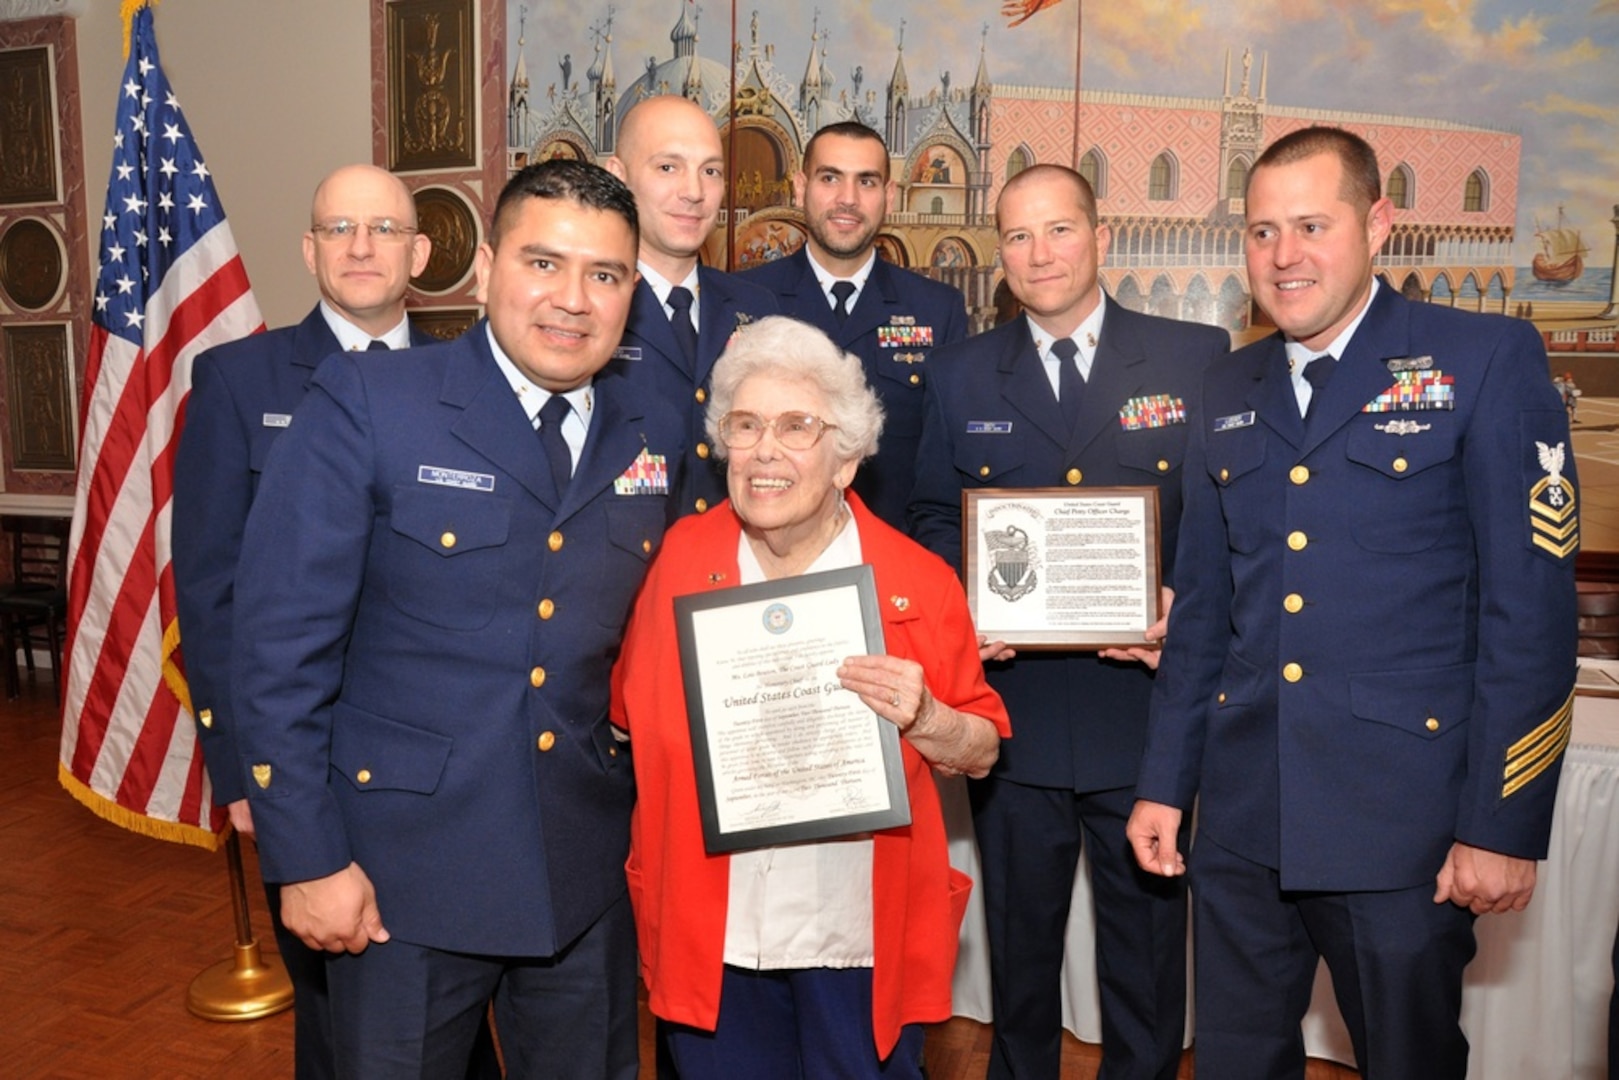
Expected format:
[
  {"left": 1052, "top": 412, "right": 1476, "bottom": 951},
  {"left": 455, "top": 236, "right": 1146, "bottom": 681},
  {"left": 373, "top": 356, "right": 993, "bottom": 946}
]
[
  {"left": 324, "top": 891, "right": 638, "bottom": 1080},
  {"left": 971, "top": 777, "right": 1188, "bottom": 1080},
  {"left": 265, "top": 880, "right": 336, "bottom": 1080},
  {"left": 663, "top": 965, "right": 924, "bottom": 1079},
  {"left": 1190, "top": 832, "right": 1476, "bottom": 1080}
]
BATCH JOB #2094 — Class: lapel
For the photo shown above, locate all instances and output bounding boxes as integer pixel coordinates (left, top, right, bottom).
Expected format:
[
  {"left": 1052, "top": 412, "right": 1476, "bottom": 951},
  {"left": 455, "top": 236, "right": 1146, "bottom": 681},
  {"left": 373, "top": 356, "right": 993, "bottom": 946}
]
[
  {"left": 696, "top": 266, "right": 745, "bottom": 385},
  {"left": 440, "top": 324, "right": 560, "bottom": 509},
  {"left": 996, "top": 321, "right": 1069, "bottom": 447},
  {"left": 566, "top": 366, "right": 652, "bottom": 521},
  {"left": 839, "top": 258, "right": 901, "bottom": 348},
  {"left": 780, "top": 250, "right": 842, "bottom": 337},
  {"left": 1298, "top": 285, "right": 1410, "bottom": 458},
  {"left": 622, "top": 279, "right": 686, "bottom": 377},
  {"left": 290, "top": 307, "right": 342, "bottom": 383},
  {"left": 1071, "top": 299, "right": 1150, "bottom": 456},
  {"left": 1245, "top": 334, "right": 1304, "bottom": 450},
  {"left": 406, "top": 319, "right": 435, "bottom": 348}
]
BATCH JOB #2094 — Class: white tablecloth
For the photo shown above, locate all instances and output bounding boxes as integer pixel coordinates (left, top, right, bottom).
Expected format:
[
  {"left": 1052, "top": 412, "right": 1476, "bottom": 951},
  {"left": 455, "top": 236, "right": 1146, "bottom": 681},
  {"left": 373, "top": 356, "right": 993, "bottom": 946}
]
[{"left": 945, "top": 670, "right": 1619, "bottom": 1076}]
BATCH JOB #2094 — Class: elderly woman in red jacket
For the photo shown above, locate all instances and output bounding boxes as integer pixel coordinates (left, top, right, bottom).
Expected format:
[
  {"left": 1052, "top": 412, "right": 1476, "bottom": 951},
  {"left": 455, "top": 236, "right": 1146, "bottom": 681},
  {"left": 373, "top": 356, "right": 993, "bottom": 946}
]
[{"left": 612, "top": 315, "right": 1009, "bottom": 1078}]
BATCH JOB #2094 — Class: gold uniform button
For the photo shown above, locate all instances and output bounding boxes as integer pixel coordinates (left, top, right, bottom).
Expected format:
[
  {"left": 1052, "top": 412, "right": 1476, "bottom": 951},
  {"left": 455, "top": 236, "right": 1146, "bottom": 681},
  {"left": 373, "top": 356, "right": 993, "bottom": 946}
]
[
  {"left": 1287, "top": 531, "right": 1308, "bottom": 551},
  {"left": 1216, "top": 692, "right": 1227, "bottom": 704},
  {"left": 1219, "top": 467, "right": 1230, "bottom": 482},
  {"left": 979, "top": 466, "right": 991, "bottom": 478},
  {"left": 1426, "top": 717, "right": 1440, "bottom": 732},
  {"left": 530, "top": 667, "right": 547, "bottom": 688},
  {"left": 440, "top": 531, "right": 457, "bottom": 549},
  {"left": 547, "top": 531, "right": 564, "bottom": 552},
  {"left": 696, "top": 442, "right": 710, "bottom": 460},
  {"left": 356, "top": 769, "right": 372, "bottom": 785},
  {"left": 537, "top": 599, "right": 555, "bottom": 620},
  {"left": 199, "top": 708, "right": 213, "bottom": 729},
  {"left": 1283, "top": 662, "right": 1303, "bottom": 683},
  {"left": 1283, "top": 593, "right": 1304, "bottom": 613},
  {"left": 909, "top": 373, "right": 921, "bottom": 385},
  {"left": 1393, "top": 457, "right": 1408, "bottom": 473},
  {"left": 537, "top": 731, "right": 556, "bottom": 752},
  {"left": 694, "top": 387, "right": 707, "bottom": 404},
  {"left": 1066, "top": 468, "right": 1083, "bottom": 485},
  {"left": 1289, "top": 465, "right": 1310, "bottom": 485},
  {"left": 695, "top": 498, "right": 709, "bottom": 513},
  {"left": 1157, "top": 459, "right": 1170, "bottom": 472},
  {"left": 641, "top": 539, "right": 652, "bottom": 554},
  {"left": 608, "top": 745, "right": 618, "bottom": 757}
]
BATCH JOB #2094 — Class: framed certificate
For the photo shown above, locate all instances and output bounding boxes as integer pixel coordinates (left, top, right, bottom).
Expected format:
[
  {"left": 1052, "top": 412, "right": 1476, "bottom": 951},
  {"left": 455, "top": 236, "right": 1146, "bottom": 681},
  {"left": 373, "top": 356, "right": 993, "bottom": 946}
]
[
  {"left": 675, "top": 565, "right": 911, "bottom": 853},
  {"left": 963, "top": 487, "right": 1163, "bottom": 649}
]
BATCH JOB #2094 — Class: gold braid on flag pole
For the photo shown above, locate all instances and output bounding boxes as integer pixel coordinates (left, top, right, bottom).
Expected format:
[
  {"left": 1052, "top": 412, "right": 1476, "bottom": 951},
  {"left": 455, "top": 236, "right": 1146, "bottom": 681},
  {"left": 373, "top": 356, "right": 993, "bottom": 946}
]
[{"left": 121, "top": 0, "right": 160, "bottom": 59}]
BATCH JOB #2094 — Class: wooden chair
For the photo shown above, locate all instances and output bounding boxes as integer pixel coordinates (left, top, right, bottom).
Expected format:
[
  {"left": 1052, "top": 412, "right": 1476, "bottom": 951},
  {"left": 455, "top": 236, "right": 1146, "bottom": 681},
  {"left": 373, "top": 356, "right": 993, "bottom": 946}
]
[
  {"left": 1576, "top": 581, "right": 1619, "bottom": 660},
  {"left": 0, "top": 515, "right": 71, "bottom": 702}
]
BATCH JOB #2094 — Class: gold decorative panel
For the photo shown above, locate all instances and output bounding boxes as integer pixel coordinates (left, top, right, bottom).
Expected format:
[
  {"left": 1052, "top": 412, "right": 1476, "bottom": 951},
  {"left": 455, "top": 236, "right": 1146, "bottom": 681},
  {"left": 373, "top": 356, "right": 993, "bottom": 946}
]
[
  {"left": 387, "top": 0, "right": 477, "bottom": 171},
  {"left": 0, "top": 46, "right": 58, "bottom": 205},
  {"left": 411, "top": 186, "right": 478, "bottom": 292},
  {"left": 4, "top": 323, "right": 75, "bottom": 471}
]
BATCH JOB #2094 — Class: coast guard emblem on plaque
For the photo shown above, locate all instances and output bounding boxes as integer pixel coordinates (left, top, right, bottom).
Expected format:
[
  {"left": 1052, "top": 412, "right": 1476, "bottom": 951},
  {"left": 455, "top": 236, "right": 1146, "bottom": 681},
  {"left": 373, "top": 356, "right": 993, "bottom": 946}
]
[
  {"left": 1529, "top": 440, "right": 1578, "bottom": 559},
  {"left": 984, "top": 525, "right": 1038, "bottom": 602}
]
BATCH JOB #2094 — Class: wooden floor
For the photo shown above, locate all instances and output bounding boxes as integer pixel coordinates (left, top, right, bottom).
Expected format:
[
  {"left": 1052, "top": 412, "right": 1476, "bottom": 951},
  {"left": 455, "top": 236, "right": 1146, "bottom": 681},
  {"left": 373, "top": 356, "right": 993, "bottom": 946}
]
[{"left": 0, "top": 676, "right": 1357, "bottom": 1078}]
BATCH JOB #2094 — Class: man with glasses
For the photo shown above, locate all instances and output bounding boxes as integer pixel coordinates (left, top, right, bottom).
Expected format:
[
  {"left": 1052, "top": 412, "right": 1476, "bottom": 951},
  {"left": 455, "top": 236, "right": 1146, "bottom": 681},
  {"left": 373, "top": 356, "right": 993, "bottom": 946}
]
[{"left": 174, "top": 162, "right": 434, "bottom": 1080}]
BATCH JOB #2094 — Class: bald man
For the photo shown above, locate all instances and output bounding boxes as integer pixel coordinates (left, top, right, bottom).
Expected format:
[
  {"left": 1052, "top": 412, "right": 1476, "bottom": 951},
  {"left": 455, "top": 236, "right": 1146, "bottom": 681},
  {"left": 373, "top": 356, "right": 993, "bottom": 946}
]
[
  {"left": 173, "top": 163, "right": 438, "bottom": 1080},
  {"left": 607, "top": 95, "right": 776, "bottom": 517}
]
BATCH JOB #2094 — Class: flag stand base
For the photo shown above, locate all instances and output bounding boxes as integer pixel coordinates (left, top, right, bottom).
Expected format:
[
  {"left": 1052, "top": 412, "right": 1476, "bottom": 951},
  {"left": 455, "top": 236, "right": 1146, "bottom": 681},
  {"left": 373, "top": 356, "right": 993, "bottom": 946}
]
[
  {"left": 187, "top": 941, "right": 294, "bottom": 1021},
  {"left": 186, "top": 830, "right": 294, "bottom": 1021}
]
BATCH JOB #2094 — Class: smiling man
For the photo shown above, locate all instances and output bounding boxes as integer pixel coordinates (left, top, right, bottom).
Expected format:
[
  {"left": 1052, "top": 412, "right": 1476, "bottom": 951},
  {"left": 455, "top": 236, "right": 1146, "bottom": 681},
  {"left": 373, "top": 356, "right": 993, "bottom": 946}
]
[
  {"left": 909, "top": 164, "right": 1229, "bottom": 1080},
  {"left": 228, "top": 160, "right": 682, "bottom": 1079},
  {"left": 743, "top": 122, "right": 967, "bottom": 527},
  {"left": 1127, "top": 126, "right": 1578, "bottom": 1079},
  {"left": 173, "top": 161, "right": 433, "bottom": 1080},
  {"left": 607, "top": 94, "right": 776, "bottom": 517}
]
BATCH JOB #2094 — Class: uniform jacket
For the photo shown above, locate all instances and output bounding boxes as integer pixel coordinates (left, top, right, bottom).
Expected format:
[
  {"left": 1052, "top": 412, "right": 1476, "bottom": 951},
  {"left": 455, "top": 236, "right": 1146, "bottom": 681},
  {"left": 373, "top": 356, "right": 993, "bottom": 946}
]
[
  {"left": 231, "top": 322, "right": 683, "bottom": 957},
  {"left": 173, "top": 307, "right": 433, "bottom": 804},
  {"left": 1139, "top": 285, "right": 1578, "bottom": 891},
  {"left": 616, "top": 267, "right": 777, "bottom": 516},
  {"left": 909, "top": 300, "right": 1229, "bottom": 791},
  {"left": 742, "top": 249, "right": 968, "bottom": 526},
  {"left": 611, "top": 494, "right": 1010, "bottom": 1058}
]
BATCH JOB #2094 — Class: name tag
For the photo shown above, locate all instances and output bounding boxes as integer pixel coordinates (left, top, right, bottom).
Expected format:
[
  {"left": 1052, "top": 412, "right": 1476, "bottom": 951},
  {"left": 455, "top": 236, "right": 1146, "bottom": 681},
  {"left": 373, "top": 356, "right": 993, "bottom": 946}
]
[
  {"left": 966, "top": 421, "right": 1013, "bottom": 434},
  {"left": 261, "top": 413, "right": 292, "bottom": 428},
  {"left": 417, "top": 466, "right": 496, "bottom": 492},
  {"left": 1213, "top": 411, "right": 1255, "bottom": 432},
  {"left": 611, "top": 346, "right": 642, "bottom": 362}
]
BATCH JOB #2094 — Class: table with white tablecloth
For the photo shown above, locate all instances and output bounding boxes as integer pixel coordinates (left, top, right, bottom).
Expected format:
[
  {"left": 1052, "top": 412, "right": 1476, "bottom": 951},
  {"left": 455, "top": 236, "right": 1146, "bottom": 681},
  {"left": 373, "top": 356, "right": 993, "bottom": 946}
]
[{"left": 943, "top": 665, "right": 1619, "bottom": 1077}]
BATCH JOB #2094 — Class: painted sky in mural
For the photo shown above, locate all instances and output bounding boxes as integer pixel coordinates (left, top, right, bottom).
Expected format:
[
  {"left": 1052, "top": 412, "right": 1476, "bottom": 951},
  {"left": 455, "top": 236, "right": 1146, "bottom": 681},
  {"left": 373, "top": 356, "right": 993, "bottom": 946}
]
[{"left": 510, "top": 0, "right": 1618, "bottom": 267}]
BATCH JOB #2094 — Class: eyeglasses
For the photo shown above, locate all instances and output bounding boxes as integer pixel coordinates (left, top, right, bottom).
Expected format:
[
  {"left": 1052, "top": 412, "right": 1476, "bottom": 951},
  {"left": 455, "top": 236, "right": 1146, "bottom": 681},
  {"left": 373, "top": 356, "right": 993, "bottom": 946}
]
[
  {"left": 717, "top": 411, "right": 838, "bottom": 451},
  {"left": 309, "top": 218, "right": 419, "bottom": 243}
]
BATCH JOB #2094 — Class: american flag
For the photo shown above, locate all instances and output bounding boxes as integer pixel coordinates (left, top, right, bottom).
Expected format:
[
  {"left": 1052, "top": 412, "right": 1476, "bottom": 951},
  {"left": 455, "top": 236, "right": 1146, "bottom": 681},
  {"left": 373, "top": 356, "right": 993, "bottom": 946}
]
[{"left": 58, "top": 2, "right": 262, "bottom": 849}]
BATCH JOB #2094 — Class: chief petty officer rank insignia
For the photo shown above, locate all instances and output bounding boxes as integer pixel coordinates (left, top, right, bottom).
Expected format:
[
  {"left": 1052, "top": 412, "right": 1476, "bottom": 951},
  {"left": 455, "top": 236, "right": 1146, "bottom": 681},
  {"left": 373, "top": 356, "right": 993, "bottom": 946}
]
[{"left": 1528, "top": 438, "right": 1577, "bottom": 560}]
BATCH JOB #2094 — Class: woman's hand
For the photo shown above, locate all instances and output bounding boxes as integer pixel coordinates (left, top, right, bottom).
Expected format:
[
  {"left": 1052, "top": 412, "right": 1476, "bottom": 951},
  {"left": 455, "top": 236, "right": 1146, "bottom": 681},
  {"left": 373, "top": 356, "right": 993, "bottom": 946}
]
[
  {"left": 837, "top": 654, "right": 931, "bottom": 731},
  {"left": 837, "top": 654, "right": 1000, "bottom": 778}
]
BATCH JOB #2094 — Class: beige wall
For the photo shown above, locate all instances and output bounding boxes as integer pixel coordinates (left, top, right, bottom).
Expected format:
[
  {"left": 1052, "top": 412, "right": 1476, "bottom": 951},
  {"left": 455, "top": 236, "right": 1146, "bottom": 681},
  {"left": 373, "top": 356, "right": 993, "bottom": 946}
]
[{"left": 77, "top": 0, "right": 374, "bottom": 328}]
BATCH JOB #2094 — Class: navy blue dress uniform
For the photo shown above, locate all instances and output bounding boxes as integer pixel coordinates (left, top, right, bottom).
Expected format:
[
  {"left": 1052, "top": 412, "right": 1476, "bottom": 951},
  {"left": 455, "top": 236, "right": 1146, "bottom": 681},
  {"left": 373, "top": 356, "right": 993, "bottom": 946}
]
[
  {"left": 616, "top": 269, "right": 776, "bottom": 516},
  {"left": 743, "top": 248, "right": 968, "bottom": 526},
  {"left": 229, "top": 322, "right": 682, "bottom": 1077},
  {"left": 909, "top": 298, "right": 1229, "bottom": 1078},
  {"left": 172, "top": 306, "right": 433, "bottom": 1080},
  {"left": 1139, "top": 283, "right": 1578, "bottom": 1078}
]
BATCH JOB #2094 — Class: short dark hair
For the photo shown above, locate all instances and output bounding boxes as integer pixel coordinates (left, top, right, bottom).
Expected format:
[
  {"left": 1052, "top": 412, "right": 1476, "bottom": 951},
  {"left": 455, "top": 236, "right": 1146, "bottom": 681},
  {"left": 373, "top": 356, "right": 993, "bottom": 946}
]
[
  {"left": 996, "top": 164, "right": 1099, "bottom": 229},
  {"left": 1249, "top": 126, "right": 1381, "bottom": 211},
  {"left": 803, "top": 122, "right": 890, "bottom": 181},
  {"left": 489, "top": 159, "right": 639, "bottom": 248}
]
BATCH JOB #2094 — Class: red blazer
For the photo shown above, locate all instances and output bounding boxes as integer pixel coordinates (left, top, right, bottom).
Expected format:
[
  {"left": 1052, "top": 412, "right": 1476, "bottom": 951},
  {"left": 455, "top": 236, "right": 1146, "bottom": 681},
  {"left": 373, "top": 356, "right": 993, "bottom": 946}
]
[{"left": 612, "top": 493, "right": 1010, "bottom": 1057}]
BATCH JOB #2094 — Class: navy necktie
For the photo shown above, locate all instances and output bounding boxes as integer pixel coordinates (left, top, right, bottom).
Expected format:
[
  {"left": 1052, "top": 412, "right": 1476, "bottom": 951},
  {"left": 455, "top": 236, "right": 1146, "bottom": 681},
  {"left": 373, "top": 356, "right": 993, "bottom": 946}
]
[
  {"left": 1053, "top": 337, "right": 1083, "bottom": 434},
  {"left": 1302, "top": 355, "right": 1336, "bottom": 420},
  {"left": 366, "top": 339, "right": 389, "bottom": 351},
  {"left": 831, "top": 281, "right": 856, "bottom": 325},
  {"left": 538, "top": 395, "right": 573, "bottom": 500},
  {"left": 667, "top": 286, "right": 699, "bottom": 373}
]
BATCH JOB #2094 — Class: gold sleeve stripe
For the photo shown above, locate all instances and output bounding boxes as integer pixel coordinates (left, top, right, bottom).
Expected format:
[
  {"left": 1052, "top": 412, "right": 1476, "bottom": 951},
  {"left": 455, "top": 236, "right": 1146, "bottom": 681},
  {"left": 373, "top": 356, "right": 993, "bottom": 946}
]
[{"left": 1501, "top": 690, "right": 1574, "bottom": 798}]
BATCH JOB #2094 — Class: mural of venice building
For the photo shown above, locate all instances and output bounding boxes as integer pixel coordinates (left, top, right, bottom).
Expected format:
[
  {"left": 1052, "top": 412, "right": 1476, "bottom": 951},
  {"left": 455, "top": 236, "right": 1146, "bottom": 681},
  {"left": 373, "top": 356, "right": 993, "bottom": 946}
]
[{"left": 509, "top": 4, "right": 1519, "bottom": 335}]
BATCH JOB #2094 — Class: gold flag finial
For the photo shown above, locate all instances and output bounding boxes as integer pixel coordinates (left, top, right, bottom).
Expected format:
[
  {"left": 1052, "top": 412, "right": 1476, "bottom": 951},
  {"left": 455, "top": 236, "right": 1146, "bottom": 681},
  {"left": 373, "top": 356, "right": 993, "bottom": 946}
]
[{"left": 120, "top": 0, "right": 159, "bottom": 59}]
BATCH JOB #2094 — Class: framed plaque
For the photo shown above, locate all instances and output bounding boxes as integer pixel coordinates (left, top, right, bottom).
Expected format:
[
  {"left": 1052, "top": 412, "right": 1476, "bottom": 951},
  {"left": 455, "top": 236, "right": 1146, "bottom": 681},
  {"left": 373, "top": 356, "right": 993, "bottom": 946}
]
[
  {"left": 963, "top": 487, "right": 1162, "bottom": 649},
  {"left": 674, "top": 565, "right": 911, "bottom": 854}
]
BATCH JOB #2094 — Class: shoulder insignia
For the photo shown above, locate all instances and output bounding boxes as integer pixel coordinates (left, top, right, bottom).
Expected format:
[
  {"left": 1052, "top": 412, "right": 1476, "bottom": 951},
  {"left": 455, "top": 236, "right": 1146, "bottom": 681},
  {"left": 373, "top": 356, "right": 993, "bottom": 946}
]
[{"left": 1501, "top": 688, "right": 1572, "bottom": 798}]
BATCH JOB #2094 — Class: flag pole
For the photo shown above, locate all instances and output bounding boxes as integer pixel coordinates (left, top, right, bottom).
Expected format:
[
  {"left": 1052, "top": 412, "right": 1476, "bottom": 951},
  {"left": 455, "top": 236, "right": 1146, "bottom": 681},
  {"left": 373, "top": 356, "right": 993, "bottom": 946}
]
[
  {"left": 1070, "top": 0, "right": 1082, "bottom": 168},
  {"left": 187, "top": 832, "right": 294, "bottom": 1020}
]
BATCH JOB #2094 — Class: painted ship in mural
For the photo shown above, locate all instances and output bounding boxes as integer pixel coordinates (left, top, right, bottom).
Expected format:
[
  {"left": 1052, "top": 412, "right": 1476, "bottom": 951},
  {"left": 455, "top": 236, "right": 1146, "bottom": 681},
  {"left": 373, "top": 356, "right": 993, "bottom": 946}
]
[{"left": 1532, "top": 205, "right": 1589, "bottom": 284}]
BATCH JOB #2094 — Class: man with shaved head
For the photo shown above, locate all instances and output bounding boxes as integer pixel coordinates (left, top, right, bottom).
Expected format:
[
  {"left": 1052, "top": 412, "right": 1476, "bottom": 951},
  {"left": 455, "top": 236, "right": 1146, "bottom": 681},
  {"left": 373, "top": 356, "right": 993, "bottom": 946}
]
[
  {"left": 607, "top": 94, "right": 776, "bottom": 517},
  {"left": 174, "top": 162, "right": 435, "bottom": 1080}
]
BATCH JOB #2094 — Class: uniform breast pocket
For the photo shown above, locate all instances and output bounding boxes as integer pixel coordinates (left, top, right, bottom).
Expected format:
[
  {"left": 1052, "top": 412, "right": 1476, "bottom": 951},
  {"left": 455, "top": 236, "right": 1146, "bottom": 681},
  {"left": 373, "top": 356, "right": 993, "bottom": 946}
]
[
  {"left": 1116, "top": 426, "right": 1187, "bottom": 482},
  {"left": 594, "top": 499, "right": 668, "bottom": 628},
  {"left": 1344, "top": 425, "right": 1461, "bottom": 553},
  {"left": 951, "top": 429, "right": 1028, "bottom": 487},
  {"left": 246, "top": 427, "right": 286, "bottom": 497},
  {"left": 1208, "top": 429, "right": 1268, "bottom": 552},
  {"left": 384, "top": 485, "right": 513, "bottom": 630},
  {"left": 872, "top": 360, "right": 928, "bottom": 436}
]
